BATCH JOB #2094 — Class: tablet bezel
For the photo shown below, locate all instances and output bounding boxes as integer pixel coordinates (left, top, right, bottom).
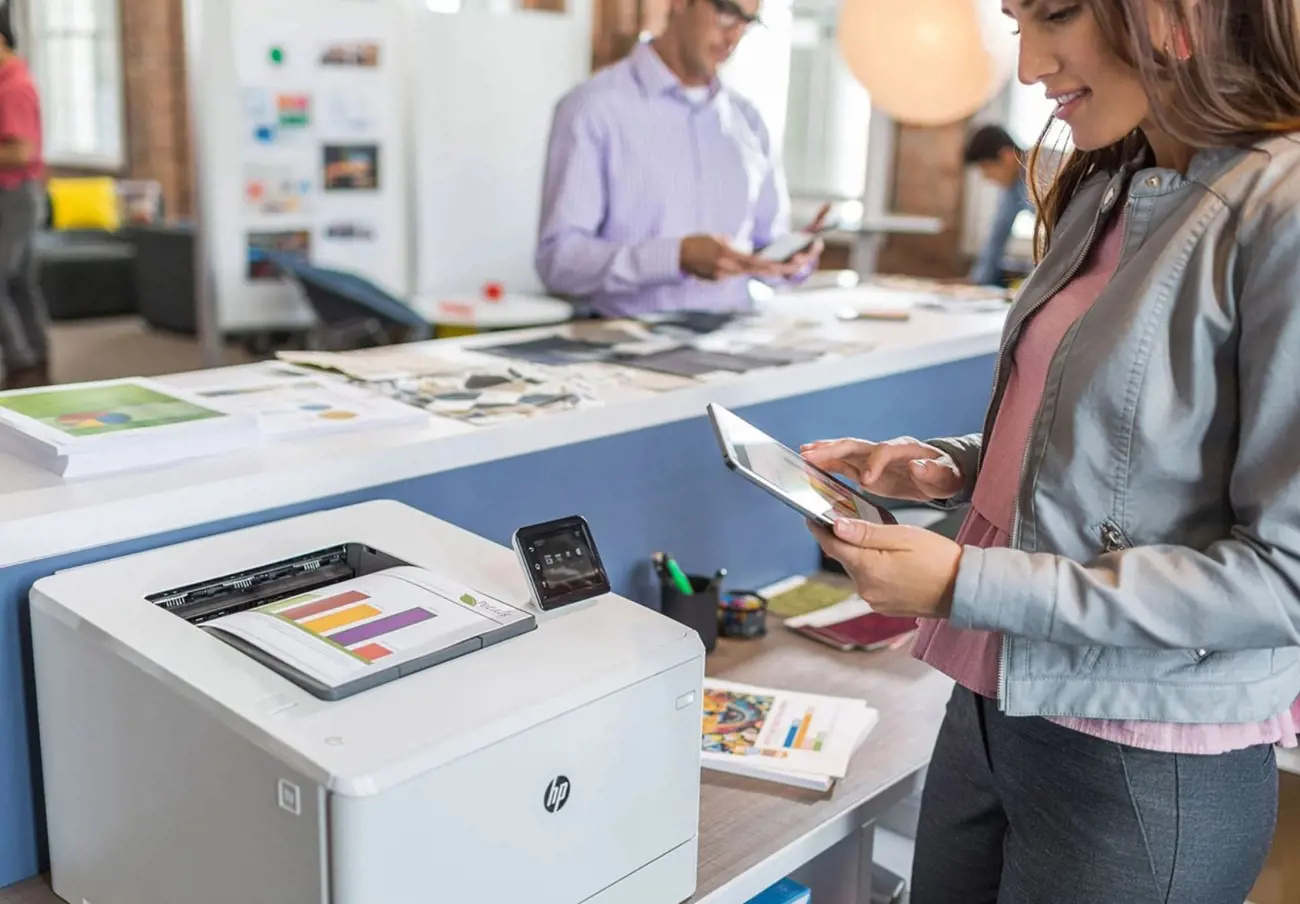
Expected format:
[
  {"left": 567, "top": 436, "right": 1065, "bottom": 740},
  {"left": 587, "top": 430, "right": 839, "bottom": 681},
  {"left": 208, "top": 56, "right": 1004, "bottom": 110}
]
[{"left": 706, "top": 403, "right": 896, "bottom": 529}]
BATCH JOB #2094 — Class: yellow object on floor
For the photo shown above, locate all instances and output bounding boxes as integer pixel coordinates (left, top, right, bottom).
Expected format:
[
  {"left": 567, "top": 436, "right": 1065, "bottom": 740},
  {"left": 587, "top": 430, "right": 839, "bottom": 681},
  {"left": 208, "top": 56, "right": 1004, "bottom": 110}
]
[{"left": 47, "top": 177, "right": 120, "bottom": 231}]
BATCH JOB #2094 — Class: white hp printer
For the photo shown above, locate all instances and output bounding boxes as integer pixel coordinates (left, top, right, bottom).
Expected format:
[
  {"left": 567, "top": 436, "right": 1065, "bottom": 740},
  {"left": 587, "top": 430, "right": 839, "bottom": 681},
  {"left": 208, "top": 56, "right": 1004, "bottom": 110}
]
[{"left": 30, "top": 500, "right": 704, "bottom": 904}]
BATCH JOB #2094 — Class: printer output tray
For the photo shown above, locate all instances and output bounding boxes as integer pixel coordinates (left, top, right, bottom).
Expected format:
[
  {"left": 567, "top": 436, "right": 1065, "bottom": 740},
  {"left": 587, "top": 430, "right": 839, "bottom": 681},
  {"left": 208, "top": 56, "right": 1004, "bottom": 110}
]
[{"left": 207, "top": 616, "right": 535, "bottom": 701}]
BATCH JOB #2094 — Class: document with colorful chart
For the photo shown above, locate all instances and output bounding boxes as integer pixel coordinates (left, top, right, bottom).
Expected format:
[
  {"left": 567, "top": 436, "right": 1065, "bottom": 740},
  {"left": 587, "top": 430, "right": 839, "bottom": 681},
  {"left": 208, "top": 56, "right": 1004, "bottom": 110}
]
[
  {"left": 188, "top": 366, "right": 428, "bottom": 439},
  {"left": 0, "top": 377, "right": 261, "bottom": 478},
  {"left": 700, "top": 678, "right": 878, "bottom": 790},
  {"left": 205, "top": 566, "right": 535, "bottom": 697}
]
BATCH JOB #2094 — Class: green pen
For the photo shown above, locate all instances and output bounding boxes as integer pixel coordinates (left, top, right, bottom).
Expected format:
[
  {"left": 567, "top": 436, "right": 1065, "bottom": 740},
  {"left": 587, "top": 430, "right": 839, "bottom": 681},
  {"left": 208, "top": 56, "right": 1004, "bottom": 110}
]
[{"left": 664, "top": 556, "right": 695, "bottom": 596}]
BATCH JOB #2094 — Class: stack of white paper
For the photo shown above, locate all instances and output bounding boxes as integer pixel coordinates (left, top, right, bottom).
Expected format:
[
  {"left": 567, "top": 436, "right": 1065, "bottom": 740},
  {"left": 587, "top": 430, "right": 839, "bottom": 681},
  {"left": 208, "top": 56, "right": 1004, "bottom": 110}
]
[
  {"left": 700, "top": 677, "right": 879, "bottom": 792},
  {"left": 0, "top": 377, "right": 262, "bottom": 479}
]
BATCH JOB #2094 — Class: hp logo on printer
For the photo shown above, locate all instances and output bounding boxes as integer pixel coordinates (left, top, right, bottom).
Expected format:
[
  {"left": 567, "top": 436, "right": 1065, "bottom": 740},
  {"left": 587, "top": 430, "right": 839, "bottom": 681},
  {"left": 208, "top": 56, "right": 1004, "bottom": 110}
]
[{"left": 543, "top": 775, "right": 571, "bottom": 813}]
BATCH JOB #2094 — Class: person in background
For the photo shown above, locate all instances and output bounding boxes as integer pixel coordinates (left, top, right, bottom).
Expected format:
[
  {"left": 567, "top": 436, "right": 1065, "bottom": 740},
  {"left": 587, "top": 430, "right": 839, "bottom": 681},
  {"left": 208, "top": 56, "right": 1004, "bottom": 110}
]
[
  {"left": 0, "top": 12, "right": 47, "bottom": 390},
  {"left": 535, "top": 0, "right": 821, "bottom": 318},
  {"left": 963, "top": 124, "right": 1031, "bottom": 287},
  {"left": 803, "top": 0, "right": 1300, "bottom": 899}
]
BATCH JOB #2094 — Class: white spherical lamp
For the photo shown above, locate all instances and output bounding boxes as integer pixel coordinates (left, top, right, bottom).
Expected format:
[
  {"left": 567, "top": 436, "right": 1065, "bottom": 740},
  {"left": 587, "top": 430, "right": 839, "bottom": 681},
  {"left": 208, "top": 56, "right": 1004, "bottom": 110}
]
[{"left": 837, "top": 0, "right": 1019, "bottom": 126}]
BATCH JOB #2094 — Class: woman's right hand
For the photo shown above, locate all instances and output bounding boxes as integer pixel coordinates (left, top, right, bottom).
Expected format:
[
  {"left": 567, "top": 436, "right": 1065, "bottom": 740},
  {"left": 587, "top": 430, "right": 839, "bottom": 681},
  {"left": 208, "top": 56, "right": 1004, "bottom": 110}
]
[{"left": 800, "top": 436, "right": 965, "bottom": 503}]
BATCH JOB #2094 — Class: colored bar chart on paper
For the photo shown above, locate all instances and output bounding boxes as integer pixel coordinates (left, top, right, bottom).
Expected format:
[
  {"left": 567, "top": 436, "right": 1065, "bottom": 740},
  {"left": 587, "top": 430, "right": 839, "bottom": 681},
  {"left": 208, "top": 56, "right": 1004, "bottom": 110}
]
[
  {"left": 782, "top": 709, "right": 826, "bottom": 751},
  {"left": 352, "top": 643, "right": 393, "bottom": 663},
  {"left": 279, "top": 589, "right": 369, "bottom": 622},
  {"left": 331, "top": 607, "right": 435, "bottom": 647},
  {"left": 301, "top": 603, "right": 381, "bottom": 635}
]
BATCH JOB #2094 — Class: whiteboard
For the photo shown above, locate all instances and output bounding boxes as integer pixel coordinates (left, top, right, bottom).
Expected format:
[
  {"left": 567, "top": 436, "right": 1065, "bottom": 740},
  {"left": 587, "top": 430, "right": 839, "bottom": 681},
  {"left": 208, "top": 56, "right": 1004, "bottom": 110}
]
[
  {"left": 411, "top": 6, "right": 591, "bottom": 299},
  {"left": 195, "top": 0, "right": 411, "bottom": 332}
]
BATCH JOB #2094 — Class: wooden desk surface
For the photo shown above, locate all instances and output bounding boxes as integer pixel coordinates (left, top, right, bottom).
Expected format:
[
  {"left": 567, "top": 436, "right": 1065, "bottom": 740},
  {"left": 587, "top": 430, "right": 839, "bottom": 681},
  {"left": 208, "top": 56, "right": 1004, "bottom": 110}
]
[
  {"left": 1, "top": 622, "right": 952, "bottom": 904},
  {"left": 693, "top": 624, "right": 951, "bottom": 902}
]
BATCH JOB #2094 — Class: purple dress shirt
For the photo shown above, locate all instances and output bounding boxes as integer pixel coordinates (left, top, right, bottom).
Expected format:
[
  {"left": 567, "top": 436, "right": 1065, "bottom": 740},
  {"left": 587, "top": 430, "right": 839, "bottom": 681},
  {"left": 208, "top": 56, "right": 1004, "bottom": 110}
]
[{"left": 536, "top": 41, "right": 794, "bottom": 318}]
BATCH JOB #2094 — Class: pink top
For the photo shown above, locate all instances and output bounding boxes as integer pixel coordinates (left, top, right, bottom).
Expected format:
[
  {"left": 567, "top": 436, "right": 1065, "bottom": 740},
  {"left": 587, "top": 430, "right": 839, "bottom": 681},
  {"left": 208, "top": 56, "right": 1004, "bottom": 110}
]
[
  {"left": 0, "top": 57, "right": 43, "bottom": 190},
  {"left": 913, "top": 204, "right": 1300, "bottom": 754}
]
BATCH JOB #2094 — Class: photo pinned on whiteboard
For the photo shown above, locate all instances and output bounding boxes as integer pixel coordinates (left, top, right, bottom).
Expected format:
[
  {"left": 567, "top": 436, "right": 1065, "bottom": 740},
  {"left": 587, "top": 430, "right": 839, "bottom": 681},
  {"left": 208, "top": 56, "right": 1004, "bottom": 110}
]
[
  {"left": 323, "top": 89, "right": 379, "bottom": 135},
  {"left": 325, "top": 221, "right": 377, "bottom": 242},
  {"left": 319, "top": 41, "right": 381, "bottom": 68},
  {"left": 247, "top": 231, "right": 311, "bottom": 281},
  {"left": 276, "top": 93, "right": 312, "bottom": 129},
  {"left": 323, "top": 145, "right": 380, "bottom": 191},
  {"left": 245, "top": 164, "right": 313, "bottom": 216},
  {"left": 244, "top": 88, "right": 278, "bottom": 146},
  {"left": 244, "top": 88, "right": 312, "bottom": 147}
]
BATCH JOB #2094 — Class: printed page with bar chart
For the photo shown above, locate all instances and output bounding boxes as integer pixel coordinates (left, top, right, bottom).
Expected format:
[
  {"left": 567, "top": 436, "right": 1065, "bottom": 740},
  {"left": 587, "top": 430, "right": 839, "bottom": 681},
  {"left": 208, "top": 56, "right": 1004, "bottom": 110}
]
[
  {"left": 205, "top": 565, "right": 534, "bottom": 696},
  {"left": 700, "top": 678, "right": 878, "bottom": 790}
]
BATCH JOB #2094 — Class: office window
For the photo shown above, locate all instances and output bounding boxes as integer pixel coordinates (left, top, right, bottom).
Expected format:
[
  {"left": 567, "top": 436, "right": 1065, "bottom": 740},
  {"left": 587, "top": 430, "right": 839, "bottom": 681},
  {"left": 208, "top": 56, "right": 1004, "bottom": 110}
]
[
  {"left": 721, "top": 0, "right": 796, "bottom": 151},
  {"left": 27, "top": 0, "right": 126, "bottom": 169},
  {"left": 777, "top": 9, "right": 875, "bottom": 227}
]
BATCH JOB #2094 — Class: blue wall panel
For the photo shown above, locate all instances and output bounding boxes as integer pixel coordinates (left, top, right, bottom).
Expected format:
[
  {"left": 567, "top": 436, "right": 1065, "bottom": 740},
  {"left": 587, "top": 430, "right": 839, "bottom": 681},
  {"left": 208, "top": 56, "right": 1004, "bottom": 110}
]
[{"left": 0, "top": 354, "right": 992, "bottom": 888}]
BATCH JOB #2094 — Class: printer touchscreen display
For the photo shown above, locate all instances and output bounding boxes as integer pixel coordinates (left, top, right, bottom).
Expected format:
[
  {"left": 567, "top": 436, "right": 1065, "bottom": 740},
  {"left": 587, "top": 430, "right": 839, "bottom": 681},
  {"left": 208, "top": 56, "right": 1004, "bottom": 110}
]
[
  {"left": 534, "top": 529, "right": 600, "bottom": 595},
  {"left": 516, "top": 515, "right": 611, "bottom": 609}
]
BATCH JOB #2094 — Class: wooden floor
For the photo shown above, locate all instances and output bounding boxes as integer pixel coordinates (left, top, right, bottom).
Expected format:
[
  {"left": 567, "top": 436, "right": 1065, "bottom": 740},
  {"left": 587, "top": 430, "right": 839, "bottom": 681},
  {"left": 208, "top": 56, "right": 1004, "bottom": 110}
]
[{"left": 45, "top": 315, "right": 253, "bottom": 384}]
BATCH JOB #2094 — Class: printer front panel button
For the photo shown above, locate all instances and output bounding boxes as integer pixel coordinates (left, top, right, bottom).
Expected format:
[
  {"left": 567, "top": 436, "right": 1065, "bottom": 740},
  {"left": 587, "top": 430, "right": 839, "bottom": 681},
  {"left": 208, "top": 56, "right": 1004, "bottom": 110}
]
[
  {"left": 675, "top": 691, "right": 696, "bottom": 710},
  {"left": 278, "top": 779, "right": 302, "bottom": 816}
]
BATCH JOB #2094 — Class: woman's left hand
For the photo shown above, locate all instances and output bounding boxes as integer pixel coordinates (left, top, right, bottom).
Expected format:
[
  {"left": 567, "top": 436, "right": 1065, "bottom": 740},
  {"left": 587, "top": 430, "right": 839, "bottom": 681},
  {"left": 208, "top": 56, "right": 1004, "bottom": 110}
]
[{"left": 809, "top": 518, "right": 963, "bottom": 619}]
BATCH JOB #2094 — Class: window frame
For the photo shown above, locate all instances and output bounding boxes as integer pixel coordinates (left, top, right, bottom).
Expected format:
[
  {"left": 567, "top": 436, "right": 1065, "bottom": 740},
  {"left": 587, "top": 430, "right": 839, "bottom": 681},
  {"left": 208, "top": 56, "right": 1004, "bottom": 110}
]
[{"left": 21, "top": 0, "right": 128, "bottom": 171}]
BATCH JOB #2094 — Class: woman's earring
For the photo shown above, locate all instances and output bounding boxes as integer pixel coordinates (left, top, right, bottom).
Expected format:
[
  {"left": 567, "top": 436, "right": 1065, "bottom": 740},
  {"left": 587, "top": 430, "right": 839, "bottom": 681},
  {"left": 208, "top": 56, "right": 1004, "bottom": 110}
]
[{"left": 1168, "top": 25, "right": 1192, "bottom": 62}]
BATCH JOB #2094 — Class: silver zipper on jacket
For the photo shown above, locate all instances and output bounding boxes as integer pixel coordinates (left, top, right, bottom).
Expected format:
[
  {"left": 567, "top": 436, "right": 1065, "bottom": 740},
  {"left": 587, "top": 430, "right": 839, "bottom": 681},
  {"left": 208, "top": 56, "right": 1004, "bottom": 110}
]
[
  {"left": 1099, "top": 519, "right": 1132, "bottom": 553},
  {"left": 996, "top": 179, "right": 1127, "bottom": 706},
  {"left": 1006, "top": 186, "right": 1120, "bottom": 551}
]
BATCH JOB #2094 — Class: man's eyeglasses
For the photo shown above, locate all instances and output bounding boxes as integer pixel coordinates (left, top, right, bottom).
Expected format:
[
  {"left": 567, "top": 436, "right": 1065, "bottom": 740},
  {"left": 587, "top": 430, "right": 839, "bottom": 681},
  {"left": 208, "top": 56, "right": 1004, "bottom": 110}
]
[{"left": 704, "top": 0, "right": 762, "bottom": 30}]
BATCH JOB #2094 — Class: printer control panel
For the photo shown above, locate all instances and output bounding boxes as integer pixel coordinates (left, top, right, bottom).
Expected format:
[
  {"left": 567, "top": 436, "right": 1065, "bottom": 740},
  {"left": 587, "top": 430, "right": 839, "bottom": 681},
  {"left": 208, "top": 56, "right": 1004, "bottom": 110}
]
[{"left": 513, "top": 515, "right": 611, "bottom": 611}]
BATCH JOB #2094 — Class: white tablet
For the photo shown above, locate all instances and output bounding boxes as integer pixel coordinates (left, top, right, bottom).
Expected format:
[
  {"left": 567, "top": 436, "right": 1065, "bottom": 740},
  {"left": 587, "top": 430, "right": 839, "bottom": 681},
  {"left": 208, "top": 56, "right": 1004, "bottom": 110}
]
[{"left": 707, "top": 403, "right": 896, "bottom": 529}]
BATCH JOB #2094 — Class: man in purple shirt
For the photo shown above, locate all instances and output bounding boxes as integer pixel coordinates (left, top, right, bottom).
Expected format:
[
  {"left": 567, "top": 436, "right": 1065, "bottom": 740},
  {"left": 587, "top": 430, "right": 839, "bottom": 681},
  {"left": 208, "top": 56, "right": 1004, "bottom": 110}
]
[{"left": 536, "top": 0, "right": 820, "bottom": 318}]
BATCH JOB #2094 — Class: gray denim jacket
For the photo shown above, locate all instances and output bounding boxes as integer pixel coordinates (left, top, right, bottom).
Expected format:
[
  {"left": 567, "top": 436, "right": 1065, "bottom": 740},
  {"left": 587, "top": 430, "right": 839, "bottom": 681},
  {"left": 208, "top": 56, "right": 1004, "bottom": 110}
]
[{"left": 930, "top": 135, "right": 1300, "bottom": 725}]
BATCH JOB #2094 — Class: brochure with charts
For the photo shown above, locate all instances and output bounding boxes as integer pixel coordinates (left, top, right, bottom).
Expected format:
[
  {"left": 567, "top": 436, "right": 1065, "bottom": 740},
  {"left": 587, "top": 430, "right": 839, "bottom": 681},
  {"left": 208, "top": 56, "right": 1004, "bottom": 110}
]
[
  {"left": 700, "top": 678, "right": 878, "bottom": 791},
  {"left": 205, "top": 566, "right": 534, "bottom": 698},
  {"left": 187, "top": 367, "right": 429, "bottom": 438},
  {"left": 0, "top": 377, "right": 260, "bottom": 478}
]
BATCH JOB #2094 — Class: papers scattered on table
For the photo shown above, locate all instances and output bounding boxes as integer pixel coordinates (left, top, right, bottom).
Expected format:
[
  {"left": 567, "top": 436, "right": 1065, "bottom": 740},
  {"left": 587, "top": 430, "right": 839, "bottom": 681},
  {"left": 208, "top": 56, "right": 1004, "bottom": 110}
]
[
  {"left": 0, "top": 377, "right": 261, "bottom": 478},
  {"left": 189, "top": 368, "right": 429, "bottom": 438},
  {"left": 276, "top": 346, "right": 462, "bottom": 382},
  {"left": 701, "top": 678, "right": 878, "bottom": 792},
  {"left": 383, "top": 367, "right": 598, "bottom": 426},
  {"left": 868, "top": 276, "right": 1012, "bottom": 314}
]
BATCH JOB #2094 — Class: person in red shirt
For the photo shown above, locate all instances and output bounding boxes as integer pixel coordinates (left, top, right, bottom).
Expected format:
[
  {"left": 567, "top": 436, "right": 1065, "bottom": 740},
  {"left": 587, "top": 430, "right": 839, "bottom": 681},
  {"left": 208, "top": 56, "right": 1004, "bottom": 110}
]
[{"left": 0, "top": 12, "right": 48, "bottom": 390}]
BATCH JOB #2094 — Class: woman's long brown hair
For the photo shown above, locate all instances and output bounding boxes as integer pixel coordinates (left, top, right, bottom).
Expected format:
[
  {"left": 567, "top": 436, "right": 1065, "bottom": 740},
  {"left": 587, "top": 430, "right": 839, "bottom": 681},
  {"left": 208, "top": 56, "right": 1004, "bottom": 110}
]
[{"left": 1028, "top": 0, "right": 1300, "bottom": 260}]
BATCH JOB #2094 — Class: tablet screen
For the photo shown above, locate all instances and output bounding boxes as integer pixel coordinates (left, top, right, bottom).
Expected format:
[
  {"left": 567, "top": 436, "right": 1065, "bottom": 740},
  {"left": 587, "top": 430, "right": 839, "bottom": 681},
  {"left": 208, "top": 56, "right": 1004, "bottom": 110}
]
[{"left": 711, "top": 405, "right": 886, "bottom": 525}]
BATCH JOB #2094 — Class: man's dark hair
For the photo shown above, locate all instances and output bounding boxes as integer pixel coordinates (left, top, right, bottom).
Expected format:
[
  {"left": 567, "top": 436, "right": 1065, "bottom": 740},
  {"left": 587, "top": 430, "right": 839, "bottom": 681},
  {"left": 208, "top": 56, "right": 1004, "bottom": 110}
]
[
  {"left": 963, "top": 125, "right": 1019, "bottom": 165},
  {"left": 0, "top": 9, "right": 15, "bottom": 52}
]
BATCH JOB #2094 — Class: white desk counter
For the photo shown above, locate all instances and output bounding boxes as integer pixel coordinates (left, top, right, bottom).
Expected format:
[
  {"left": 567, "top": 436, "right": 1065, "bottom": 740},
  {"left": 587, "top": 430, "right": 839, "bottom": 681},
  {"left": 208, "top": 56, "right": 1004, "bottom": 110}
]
[{"left": 0, "top": 290, "right": 1006, "bottom": 568}]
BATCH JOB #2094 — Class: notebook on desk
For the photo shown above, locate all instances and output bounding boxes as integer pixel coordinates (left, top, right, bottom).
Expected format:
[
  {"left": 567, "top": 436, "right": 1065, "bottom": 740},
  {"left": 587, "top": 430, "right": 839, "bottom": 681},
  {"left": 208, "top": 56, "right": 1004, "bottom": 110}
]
[{"left": 780, "top": 593, "right": 917, "bottom": 653}]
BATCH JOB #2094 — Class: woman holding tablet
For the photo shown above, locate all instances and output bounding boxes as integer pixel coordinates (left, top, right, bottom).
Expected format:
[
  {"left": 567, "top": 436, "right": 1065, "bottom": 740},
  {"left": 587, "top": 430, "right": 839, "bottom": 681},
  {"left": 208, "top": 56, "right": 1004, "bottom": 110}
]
[{"left": 802, "top": 1, "right": 1300, "bottom": 901}]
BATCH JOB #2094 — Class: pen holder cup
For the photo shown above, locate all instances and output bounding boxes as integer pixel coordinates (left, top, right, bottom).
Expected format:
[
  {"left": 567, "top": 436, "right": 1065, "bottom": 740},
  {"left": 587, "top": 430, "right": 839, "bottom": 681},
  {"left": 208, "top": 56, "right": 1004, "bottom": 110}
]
[{"left": 660, "top": 575, "right": 719, "bottom": 654}]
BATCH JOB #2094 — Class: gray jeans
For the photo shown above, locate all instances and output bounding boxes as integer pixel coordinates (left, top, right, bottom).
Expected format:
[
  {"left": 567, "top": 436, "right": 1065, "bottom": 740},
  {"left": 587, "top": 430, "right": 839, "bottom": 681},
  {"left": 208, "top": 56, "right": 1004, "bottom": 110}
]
[
  {"left": 0, "top": 180, "right": 48, "bottom": 372},
  {"left": 912, "top": 686, "right": 1278, "bottom": 904}
]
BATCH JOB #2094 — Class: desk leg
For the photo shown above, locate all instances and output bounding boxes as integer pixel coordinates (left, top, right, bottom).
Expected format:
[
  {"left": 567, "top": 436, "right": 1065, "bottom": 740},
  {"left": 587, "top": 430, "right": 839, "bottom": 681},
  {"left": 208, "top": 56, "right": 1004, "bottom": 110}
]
[{"left": 856, "top": 820, "right": 875, "bottom": 904}]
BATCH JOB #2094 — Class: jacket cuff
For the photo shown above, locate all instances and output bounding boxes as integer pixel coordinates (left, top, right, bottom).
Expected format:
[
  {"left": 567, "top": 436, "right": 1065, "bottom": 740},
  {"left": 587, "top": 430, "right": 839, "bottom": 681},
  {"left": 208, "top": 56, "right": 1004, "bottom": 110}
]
[
  {"left": 949, "top": 546, "right": 1057, "bottom": 642},
  {"left": 923, "top": 435, "right": 981, "bottom": 508}
]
